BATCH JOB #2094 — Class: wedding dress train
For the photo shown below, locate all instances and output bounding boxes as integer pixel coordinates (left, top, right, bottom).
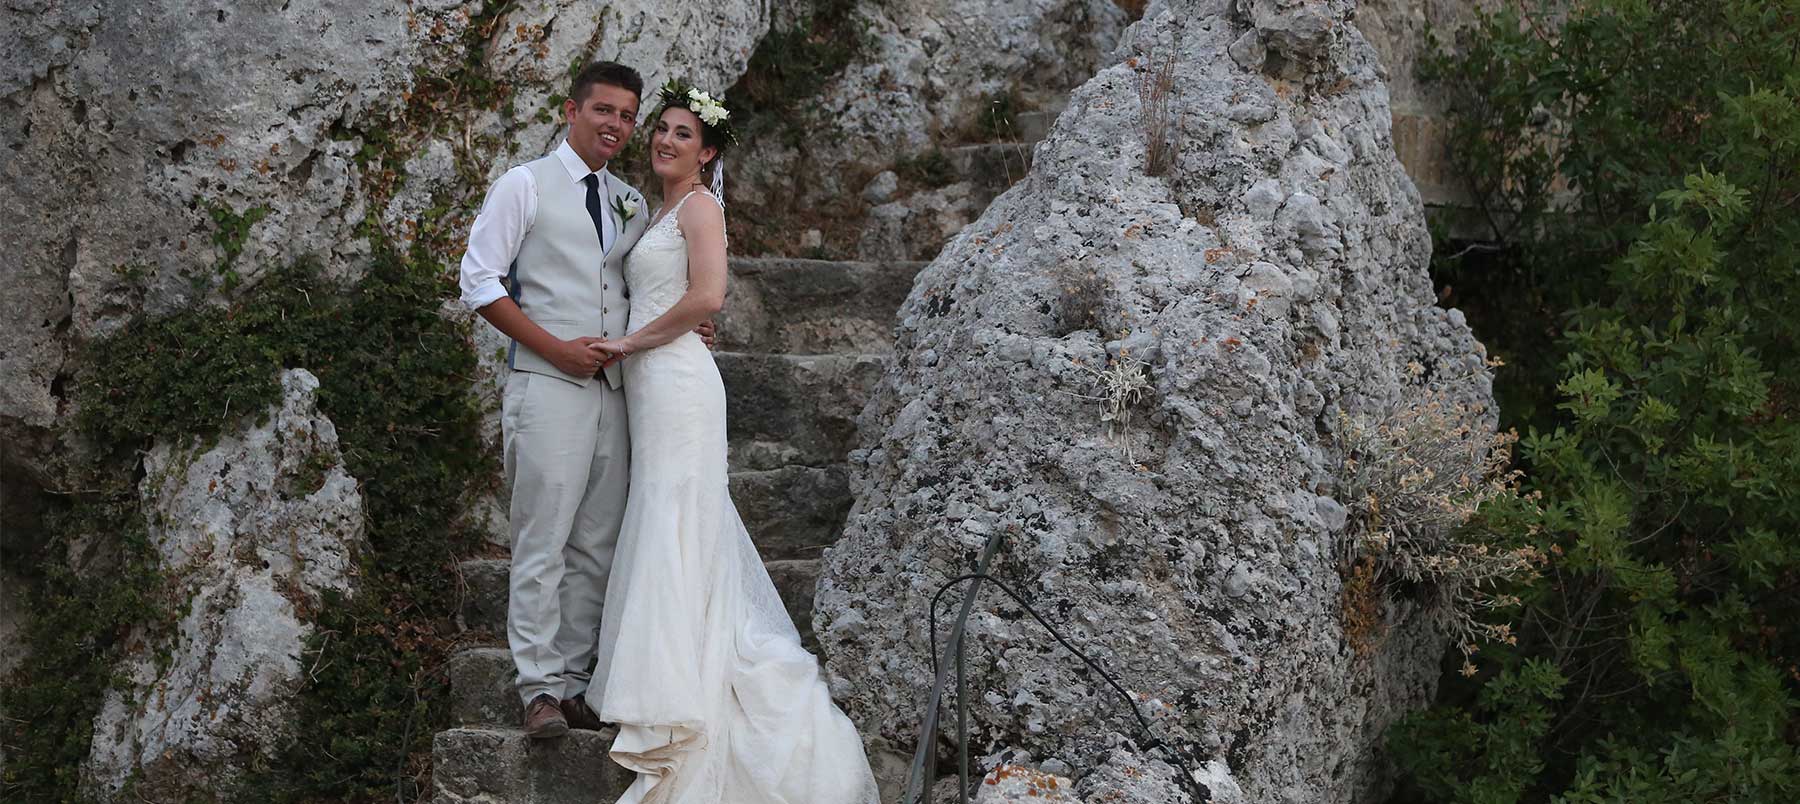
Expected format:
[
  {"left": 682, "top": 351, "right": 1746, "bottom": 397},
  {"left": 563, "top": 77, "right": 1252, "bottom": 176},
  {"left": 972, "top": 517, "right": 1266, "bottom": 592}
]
[{"left": 584, "top": 191, "right": 880, "bottom": 804}]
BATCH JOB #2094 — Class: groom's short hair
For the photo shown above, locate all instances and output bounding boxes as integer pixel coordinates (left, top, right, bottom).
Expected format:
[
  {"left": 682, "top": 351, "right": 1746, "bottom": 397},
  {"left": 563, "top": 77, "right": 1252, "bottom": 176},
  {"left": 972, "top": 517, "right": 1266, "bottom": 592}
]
[{"left": 571, "top": 61, "right": 643, "bottom": 104}]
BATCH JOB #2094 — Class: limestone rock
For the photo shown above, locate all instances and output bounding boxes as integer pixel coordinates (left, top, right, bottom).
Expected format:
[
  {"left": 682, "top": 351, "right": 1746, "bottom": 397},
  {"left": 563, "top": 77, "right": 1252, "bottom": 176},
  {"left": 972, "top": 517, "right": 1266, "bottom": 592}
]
[
  {"left": 80, "top": 369, "right": 367, "bottom": 801},
  {"left": 1076, "top": 750, "right": 1245, "bottom": 804},
  {"left": 977, "top": 764, "right": 1081, "bottom": 802},
  {"left": 1238, "top": 0, "right": 1353, "bottom": 61},
  {"left": 731, "top": 0, "right": 1129, "bottom": 256},
  {"left": 1, "top": 0, "right": 771, "bottom": 476},
  {"left": 489, "top": 0, "right": 767, "bottom": 108},
  {"left": 816, "top": 1, "right": 1492, "bottom": 801}
]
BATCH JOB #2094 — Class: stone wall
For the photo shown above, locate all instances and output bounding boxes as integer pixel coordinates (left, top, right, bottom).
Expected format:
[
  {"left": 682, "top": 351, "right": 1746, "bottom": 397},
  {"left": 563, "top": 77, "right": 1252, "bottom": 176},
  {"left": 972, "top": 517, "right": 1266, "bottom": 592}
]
[{"left": 1353, "top": 0, "right": 1501, "bottom": 211}]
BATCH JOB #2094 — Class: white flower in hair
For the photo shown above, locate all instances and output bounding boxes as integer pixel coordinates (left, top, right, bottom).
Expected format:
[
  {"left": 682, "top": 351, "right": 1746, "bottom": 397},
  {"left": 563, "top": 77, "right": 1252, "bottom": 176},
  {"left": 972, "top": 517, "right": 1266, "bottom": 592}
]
[{"left": 698, "top": 101, "right": 730, "bottom": 126}]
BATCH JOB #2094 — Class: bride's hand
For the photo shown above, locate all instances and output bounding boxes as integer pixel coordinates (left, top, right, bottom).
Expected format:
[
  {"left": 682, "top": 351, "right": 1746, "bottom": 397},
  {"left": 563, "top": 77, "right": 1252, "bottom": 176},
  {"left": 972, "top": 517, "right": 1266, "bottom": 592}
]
[{"left": 589, "top": 339, "right": 631, "bottom": 372}]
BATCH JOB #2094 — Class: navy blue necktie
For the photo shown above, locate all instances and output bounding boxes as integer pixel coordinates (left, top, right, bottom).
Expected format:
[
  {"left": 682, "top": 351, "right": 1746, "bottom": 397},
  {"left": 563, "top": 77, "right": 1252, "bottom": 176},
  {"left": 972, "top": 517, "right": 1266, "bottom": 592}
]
[{"left": 582, "top": 174, "right": 608, "bottom": 252}]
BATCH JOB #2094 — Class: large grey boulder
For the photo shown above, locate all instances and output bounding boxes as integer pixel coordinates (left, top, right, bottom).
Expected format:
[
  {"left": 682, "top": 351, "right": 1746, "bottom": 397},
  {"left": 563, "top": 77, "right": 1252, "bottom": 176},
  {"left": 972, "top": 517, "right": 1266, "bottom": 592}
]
[
  {"left": 81, "top": 369, "right": 366, "bottom": 801},
  {"left": 816, "top": 0, "right": 1492, "bottom": 801}
]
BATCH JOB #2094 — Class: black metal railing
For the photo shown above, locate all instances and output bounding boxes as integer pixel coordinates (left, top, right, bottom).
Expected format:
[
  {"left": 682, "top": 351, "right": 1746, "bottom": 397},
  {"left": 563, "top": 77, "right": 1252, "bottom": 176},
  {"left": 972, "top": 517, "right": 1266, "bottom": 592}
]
[{"left": 901, "top": 527, "right": 1211, "bottom": 803}]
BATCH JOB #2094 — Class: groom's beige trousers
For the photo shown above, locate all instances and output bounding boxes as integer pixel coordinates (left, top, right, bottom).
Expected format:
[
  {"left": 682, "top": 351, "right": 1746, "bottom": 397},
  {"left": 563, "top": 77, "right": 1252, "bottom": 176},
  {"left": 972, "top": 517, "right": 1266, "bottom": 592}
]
[{"left": 501, "top": 369, "right": 629, "bottom": 705}]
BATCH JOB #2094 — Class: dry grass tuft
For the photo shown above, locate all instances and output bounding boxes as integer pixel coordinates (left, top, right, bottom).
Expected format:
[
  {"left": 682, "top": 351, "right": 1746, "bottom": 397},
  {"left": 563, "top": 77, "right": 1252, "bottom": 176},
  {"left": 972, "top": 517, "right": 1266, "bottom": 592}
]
[
  {"left": 1340, "top": 556, "right": 1385, "bottom": 654},
  {"left": 1138, "top": 54, "right": 1177, "bottom": 177},
  {"left": 1060, "top": 351, "right": 1154, "bottom": 461}
]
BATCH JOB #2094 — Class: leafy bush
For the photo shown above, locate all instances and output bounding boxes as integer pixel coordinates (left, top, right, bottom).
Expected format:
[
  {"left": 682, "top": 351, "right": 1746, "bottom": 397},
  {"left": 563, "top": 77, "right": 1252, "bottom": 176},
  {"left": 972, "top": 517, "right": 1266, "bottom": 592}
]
[
  {"left": 6, "top": 248, "right": 488, "bottom": 803},
  {"left": 0, "top": 503, "right": 172, "bottom": 803},
  {"left": 1392, "top": 1, "right": 1800, "bottom": 801}
]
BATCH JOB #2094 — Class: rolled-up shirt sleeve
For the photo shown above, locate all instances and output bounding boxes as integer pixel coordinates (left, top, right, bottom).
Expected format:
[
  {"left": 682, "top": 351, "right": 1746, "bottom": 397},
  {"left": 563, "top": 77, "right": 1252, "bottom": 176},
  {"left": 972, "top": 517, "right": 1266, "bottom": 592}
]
[{"left": 458, "top": 165, "right": 536, "bottom": 311}]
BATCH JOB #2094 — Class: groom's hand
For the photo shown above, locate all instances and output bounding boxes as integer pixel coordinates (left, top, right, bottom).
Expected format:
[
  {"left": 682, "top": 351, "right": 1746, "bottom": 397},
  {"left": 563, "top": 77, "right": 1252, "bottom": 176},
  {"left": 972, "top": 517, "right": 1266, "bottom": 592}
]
[
  {"left": 552, "top": 336, "right": 610, "bottom": 377},
  {"left": 694, "top": 319, "right": 718, "bottom": 350}
]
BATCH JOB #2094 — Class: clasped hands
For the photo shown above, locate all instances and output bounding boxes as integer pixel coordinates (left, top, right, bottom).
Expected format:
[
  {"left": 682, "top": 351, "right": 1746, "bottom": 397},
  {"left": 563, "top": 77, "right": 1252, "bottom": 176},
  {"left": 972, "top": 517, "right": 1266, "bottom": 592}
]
[{"left": 552, "top": 320, "right": 717, "bottom": 377}]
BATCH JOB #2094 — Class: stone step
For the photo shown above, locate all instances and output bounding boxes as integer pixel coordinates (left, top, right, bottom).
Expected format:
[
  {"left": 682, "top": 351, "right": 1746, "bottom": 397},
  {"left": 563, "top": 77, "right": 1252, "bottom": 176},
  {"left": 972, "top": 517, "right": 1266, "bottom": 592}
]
[
  {"left": 720, "top": 257, "right": 923, "bottom": 355},
  {"left": 456, "top": 465, "right": 850, "bottom": 636},
  {"left": 432, "top": 726, "right": 631, "bottom": 804},
  {"left": 718, "top": 352, "right": 886, "bottom": 472},
  {"left": 945, "top": 142, "right": 1036, "bottom": 204},
  {"left": 766, "top": 558, "right": 823, "bottom": 650},
  {"left": 450, "top": 560, "right": 822, "bottom": 724},
  {"left": 449, "top": 647, "right": 521, "bottom": 727},
  {"left": 1014, "top": 109, "right": 1059, "bottom": 144},
  {"left": 731, "top": 464, "right": 853, "bottom": 561},
  {"left": 458, "top": 558, "right": 511, "bottom": 636}
]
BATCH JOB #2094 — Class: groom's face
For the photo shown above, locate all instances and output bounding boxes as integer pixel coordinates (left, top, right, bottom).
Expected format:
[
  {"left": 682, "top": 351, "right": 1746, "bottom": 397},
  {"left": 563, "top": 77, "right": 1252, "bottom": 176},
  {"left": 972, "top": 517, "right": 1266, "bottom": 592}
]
[{"left": 564, "top": 82, "right": 639, "bottom": 170}]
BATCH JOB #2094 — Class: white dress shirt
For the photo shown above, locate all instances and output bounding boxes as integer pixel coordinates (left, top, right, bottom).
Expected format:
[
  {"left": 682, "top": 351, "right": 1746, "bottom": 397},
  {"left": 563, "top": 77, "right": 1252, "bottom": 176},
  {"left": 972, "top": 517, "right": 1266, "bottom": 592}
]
[{"left": 459, "top": 140, "right": 618, "bottom": 311}]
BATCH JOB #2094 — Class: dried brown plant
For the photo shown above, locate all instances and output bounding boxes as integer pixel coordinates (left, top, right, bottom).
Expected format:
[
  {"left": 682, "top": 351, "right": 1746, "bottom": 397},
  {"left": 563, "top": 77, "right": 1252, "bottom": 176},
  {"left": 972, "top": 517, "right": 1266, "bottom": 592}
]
[
  {"left": 1331, "top": 386, "right": 1539, "bottom": 663},
  {"left": 1138, "top": 54, "right": 1177, "bottom": 177}
]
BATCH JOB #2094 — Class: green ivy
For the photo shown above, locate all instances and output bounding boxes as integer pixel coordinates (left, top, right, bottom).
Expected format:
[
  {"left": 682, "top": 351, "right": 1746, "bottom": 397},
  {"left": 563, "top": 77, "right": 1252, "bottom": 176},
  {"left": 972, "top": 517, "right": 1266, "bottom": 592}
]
[
  {"left": 727, "top": 0, "right": 869, "bottom": 136},
  {"left": 203, "top": 199, "right": 271, "bottom": 290},
  {"left": 0, "top": 503, "right": 172, "bottom": 804},
  {"left": 238, "top": 250, "right": 489, "bottom": 802},
  {"left": 7, "top": 245, "right": 488, "bottom": 803},
  {"left": 1394, "top": 1, "right": 1800, "bottom": 801}
]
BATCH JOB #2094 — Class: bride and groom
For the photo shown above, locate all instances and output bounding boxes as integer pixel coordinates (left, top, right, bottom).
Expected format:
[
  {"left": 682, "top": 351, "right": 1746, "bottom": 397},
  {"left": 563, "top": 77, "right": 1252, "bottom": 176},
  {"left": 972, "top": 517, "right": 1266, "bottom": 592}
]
[{"left": 457, "top": 61, "right": 880, "bottom": 803}]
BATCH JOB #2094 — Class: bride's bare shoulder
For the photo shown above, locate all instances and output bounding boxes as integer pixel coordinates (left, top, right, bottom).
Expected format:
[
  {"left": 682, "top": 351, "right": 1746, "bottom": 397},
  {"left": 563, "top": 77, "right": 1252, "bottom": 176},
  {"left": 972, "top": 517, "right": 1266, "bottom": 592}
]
[{"left": 675, "top": 191, "right": 724, "bottom": 233}]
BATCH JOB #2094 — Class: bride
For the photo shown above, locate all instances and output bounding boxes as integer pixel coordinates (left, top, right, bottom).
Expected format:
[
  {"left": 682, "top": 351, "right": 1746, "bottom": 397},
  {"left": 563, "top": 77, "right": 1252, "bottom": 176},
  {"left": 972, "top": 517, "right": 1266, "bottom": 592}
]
[{"left": 582, "top": 81, "right": 881, "bottom": 804}]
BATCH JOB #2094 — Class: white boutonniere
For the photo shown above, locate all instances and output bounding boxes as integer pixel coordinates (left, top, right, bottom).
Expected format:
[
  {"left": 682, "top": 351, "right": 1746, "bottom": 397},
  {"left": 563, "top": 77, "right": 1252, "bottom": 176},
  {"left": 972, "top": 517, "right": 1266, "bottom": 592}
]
[{"left": 611, "top": 194, "right": 640, "bottom": 223}]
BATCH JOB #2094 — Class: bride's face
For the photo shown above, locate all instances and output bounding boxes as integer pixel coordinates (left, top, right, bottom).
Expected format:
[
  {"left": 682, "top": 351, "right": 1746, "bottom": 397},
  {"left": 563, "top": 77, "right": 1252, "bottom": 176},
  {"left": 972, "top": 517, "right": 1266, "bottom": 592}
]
[{"left": 649, "top": 107, "right": 718, "bottom": 181}]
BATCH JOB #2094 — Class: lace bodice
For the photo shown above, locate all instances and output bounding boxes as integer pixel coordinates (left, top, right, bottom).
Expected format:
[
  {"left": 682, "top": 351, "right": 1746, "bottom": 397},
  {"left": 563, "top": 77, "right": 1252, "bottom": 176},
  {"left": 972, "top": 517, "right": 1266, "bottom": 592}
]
[{"left": 624, "top": 191, "right": 723, "bottom": 335}]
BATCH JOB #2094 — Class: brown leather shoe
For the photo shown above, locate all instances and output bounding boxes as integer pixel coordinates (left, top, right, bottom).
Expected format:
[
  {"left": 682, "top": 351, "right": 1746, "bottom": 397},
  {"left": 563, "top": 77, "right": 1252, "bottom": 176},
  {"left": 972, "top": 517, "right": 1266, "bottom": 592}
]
[
  {"left": 523, "top": 693, "right": 568, "bottom": 739},
  {"left": 560, "top": 695, "right": 605, "bottom": 731}
]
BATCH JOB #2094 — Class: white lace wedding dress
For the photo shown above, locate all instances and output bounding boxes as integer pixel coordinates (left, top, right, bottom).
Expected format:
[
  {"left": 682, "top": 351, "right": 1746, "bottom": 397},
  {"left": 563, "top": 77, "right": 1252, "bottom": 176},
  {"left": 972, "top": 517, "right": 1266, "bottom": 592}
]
[{"left": 583, "top": 191, "right": 880, "bottom": 804}]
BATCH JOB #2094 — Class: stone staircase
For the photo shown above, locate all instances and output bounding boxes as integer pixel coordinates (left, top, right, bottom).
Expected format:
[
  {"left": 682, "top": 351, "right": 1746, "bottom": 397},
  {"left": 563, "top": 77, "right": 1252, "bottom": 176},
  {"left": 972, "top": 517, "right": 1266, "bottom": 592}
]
[{"left": 431, "top": 118, "right": 1049, "bottom": 803}]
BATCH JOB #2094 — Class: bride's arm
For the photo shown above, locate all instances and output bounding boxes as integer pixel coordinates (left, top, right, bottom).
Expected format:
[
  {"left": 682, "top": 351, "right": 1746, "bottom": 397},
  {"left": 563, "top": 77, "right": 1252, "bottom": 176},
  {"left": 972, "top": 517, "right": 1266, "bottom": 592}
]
[{"left": 607, "top": 196, "right": 727, "bottom": 356}]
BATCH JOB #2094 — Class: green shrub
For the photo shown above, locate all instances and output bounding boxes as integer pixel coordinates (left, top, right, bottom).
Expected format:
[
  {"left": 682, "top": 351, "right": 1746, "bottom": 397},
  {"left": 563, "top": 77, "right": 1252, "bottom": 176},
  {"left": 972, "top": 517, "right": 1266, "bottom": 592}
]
[
  {"left": 0, "top": 503, "right": 172, "bottom": 803},
  {"left": 1393, "top": 1, "right": 1800, "bottom": 801},
  {"left": 6, "top": 246, "right": 487, "bottom": 803},
  {"left": 727, "top": 0, "right": 869, "bottom": 139}
]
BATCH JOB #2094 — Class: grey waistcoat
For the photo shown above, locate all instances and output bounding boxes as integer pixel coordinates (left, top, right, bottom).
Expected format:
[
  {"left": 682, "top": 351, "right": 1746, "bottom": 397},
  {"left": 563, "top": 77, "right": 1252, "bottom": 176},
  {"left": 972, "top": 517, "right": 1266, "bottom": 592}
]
[{"left": 507, "top": 156, "right": 647, "bottom": 389}]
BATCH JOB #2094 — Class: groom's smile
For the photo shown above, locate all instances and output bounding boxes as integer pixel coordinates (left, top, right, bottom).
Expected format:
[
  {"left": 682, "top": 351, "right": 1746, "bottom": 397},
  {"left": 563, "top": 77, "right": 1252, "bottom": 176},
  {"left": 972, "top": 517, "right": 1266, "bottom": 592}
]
[{"left": 563, "top": 82, "right": 640, "bottom": 171}]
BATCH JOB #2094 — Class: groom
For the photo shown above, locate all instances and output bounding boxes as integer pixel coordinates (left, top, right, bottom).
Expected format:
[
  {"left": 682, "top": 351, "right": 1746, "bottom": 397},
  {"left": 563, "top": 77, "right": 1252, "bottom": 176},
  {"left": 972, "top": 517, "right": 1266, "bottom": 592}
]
[{"left": 458, "top": 61, "right": 708, "bottom": 738}]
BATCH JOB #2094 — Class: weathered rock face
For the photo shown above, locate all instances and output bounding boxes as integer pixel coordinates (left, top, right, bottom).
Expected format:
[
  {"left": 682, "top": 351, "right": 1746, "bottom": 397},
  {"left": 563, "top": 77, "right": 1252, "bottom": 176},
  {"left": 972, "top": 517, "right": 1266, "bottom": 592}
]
[
  {"left": 0, "top": 0, "right": 770, "bottom": 471},
  {"left": 0, "top": 1, "right": 437, "bottom": 431},
  {"left": 0, "top": 0, "right": 771, "bottom": 793},
  {"left": 82, "top": 369, "right": 366, "bottom": 800},
  {"left": 816, "top": 0, "right": 1493, "bottom": 801},
  {"left": 731, "top": 0, "right": 1129, "bottom": 258}
]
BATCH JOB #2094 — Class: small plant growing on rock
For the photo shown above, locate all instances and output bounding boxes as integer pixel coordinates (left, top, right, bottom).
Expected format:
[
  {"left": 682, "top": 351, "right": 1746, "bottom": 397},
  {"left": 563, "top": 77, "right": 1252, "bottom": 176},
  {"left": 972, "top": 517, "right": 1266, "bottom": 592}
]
[
  {"left": 1137, "top": 53, "right": 1177, "bottom": 177},
  {"left": 1064, "top": 353, "right": 1154, "bottom": 461},
  {"left": 894, "top": 148, "right": 955, "bottom": 190},
  {"left": 967, "top": 88, "right": 1022, "bottom": 143},
  {"left": 1330, "top": 386, "right": 1538, "bottom": 666},
  {"left": 1051, "top": 263, "right": 1107, "bottom": 335}
]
